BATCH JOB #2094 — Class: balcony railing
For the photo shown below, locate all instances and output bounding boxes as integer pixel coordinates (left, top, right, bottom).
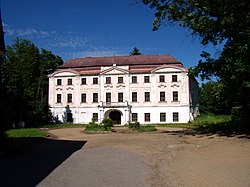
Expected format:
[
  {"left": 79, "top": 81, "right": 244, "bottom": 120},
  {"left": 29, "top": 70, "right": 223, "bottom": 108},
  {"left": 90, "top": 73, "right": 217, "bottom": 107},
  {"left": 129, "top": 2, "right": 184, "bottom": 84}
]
[{"left": 99, "top": 101, "right": 129, "bottom": 108}]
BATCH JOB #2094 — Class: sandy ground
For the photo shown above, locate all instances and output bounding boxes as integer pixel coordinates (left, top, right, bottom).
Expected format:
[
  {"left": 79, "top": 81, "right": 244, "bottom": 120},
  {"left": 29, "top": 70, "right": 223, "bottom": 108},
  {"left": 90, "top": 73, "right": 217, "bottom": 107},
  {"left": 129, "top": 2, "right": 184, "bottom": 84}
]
[{"left": 46, "top": 127, "right": 250, "bottom": 187}]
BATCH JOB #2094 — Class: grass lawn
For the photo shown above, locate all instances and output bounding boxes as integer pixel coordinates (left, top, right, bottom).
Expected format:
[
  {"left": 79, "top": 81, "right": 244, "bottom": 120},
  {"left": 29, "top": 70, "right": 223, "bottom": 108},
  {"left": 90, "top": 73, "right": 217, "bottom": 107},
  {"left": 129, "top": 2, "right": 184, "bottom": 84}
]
[{"left": 3, "top": 128, "right": 47, "bottom": 155}]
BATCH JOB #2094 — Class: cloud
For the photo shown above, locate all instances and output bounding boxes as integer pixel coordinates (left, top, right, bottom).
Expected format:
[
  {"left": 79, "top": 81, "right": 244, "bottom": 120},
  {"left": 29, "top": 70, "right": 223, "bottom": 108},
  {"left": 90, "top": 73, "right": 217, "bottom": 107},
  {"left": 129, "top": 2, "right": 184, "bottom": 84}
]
[
  {"left": 3, "top": 24, "right": 55, "bottom": 39},
  {"left": 48, "top": 35, "right": 88, "bottom": 48},
  {"left": 65, "top": 48, "right": 127, "bottom": 59}
]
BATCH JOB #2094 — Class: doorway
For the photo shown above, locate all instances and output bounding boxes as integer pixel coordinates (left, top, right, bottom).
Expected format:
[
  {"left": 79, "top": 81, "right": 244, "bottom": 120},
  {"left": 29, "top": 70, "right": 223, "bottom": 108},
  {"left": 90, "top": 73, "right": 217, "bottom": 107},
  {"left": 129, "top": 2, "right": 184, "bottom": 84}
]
[{"left": 109, "top": 110, "right": 121, "bottom": 124}]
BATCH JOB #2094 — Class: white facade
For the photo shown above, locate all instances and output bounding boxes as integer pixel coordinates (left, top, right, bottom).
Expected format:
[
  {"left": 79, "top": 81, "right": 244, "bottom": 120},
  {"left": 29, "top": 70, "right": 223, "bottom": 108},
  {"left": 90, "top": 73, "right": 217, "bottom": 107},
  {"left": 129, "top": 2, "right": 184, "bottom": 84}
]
[{"left": 48, "top": 55, "right": 198, "bottom": 125}]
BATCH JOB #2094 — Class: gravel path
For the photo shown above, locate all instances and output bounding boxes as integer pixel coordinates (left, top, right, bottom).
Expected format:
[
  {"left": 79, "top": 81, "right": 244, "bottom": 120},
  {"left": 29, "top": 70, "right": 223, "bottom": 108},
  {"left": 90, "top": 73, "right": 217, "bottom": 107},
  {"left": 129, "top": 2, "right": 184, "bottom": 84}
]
[{"left": 1, "top": 127, "right": 250, "bottom": 187}]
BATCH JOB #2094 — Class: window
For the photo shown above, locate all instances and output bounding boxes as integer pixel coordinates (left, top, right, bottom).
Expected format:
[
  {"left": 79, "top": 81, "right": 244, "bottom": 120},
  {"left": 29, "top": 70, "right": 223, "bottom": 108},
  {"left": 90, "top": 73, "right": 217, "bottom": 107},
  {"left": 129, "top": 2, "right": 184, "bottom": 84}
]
[
  {"left": 57, "top": 79, "right": 62, "bottom": 85},
  {"left": 173, "top": 112, "right": 179, "bottom": 122},
  {"left": 144, "top": 113, "right": 150, "bottom": 122},
  {"left": 81, "top": 78, "right": 86, "bottom": 85},
  {"left": 93, "top": 113, "right": 98, "bottom": 122},
  {"left": 145, "top": 92, "right": 150, "bottom": 102},
  {"left": 68, "top": 78, "right": 72, "bottom": 85},
  {"left": 81, "top": 93, "right": 86, "bottom": 103},
  {"left": 106, "top": 93, "right": 111, "bottom": 103},
  {"left": 173, "top": 91, "right": 178, "bottom": 101},
  {"left": 67, "top": 93, "right": 72, "bottom": 103},
  {"left": 106, "top": 77, "right": 111, "bottom": 84},
  {"left": 118, "top": 77, "right": 123, "bottom": 83},
  {"left": 160, "top": 113, "right": 166, "bottom": 122},
  {"left": 159, "top": 75, "right": 165, "bottom": 82},
  {"left": 132, "top": 113, "right": 138, "bottom": 122},
  {"left": 172, "top": 75, "right": 177, "bottom": 82},
  {"left": 118, "top": 93, "right": 123, "bottom": 102},
  {"left": 132, "top": 76, "right": 137, "bottom": 83},
  {"left": 132, "top": 92, "right": 137, "bottom": 102},
  {"left": 93, "top": 93, "right": 98, "bottom": 103},
  {"left": 144, "top": 76, "right": 150, "bottom": 83},
  {"left": 56, "top": 94, "right": 61, "bottom": 103},
  {"left": 93, "top": 77, "right": 98, "bottom": 84},
  {"left": 160, "top": 92, "right": 166, "bottom": 102}
]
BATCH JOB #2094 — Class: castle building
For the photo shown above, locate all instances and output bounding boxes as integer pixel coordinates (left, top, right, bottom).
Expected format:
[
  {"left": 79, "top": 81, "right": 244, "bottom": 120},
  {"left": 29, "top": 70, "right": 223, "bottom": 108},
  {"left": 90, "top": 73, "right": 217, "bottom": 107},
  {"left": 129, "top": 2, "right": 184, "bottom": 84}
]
[{"left": 48, "top": 54, "right": 198, "bottom": 125}]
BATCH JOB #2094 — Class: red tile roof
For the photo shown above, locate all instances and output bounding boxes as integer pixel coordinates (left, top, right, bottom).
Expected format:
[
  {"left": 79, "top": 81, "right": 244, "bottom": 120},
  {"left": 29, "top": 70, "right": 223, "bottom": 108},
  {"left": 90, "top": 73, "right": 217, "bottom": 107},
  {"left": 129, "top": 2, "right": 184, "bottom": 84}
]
[{"left": 59, "top": 54, "right": 182, "bottom": 69}]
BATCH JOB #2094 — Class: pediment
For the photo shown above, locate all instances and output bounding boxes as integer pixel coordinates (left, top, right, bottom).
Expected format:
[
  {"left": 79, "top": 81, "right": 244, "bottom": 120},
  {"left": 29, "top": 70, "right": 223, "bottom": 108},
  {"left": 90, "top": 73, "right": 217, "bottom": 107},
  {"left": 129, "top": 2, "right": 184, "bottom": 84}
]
[
  {"left": 152, "top": 65, "right": 187, "bottom": 73},
  {"left": 48, "top": 69, "right": 79, "bottom": 77},
  {"left": 101, "top": 67, "right": 129, "bottom": 75}
]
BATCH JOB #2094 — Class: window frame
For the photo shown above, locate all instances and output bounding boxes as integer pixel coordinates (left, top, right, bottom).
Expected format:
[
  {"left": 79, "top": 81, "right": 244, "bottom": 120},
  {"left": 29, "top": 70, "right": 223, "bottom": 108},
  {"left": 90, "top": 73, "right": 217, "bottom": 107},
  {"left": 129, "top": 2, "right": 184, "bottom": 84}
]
[
  {"left": 144, "top": 92, "right": 150, "bottom": 102},
  {"left": 173, "top": 91, "right": 178, "bottom": 101},
  {"left": 92, "top": 113, "right": 98, "bottom": 122},
  {"left": 56, "top": 94, "right": 61, "bottom": 103},
  {"left": 159, "top": 75, "right": 165, "bottom": 82},
  {"left": 81, "top": 93, "right": 86, "bottom": 103},
  {"left": 160, "top": 112, "right": 166, "bottom": 122},
  {"left": 118, "top": 92, "right": 123, "bottom": 102},
  {"left": 81, "top": 78, "right": 86, "bottom": 85},
  {"left": 144, "top": 76, "right": 150, "bottom": 83},
  {"left": 67, "top": 93, "right": 72, "bottom": 103},
  {"left": 118, "top": 77, "right": 124, "bottom": 84},
  {"left": 57, "top": 79, "right": 62, "bottom": 85},
  {"left": 106, "top": 92, "right": 111, "bottom": 103},
  {"left": 132, "top": 113, "right": 138, "bottom": 122},
  {"left": 173, "top": 112, "right": 179, "bottom": 122},
  {"left": 93, "top": 93, "right": 98, "bottom": 103},
  {"left": 144, "top": 113, "right": 150, "bottom": 122},
  {"left": 67, "top": 78, "right": 72, "bottom": 85},
  {"left": 93, "top": 77, "right": 98, "bottom": 84},
  {"left": 132, "top": 76, "right": 137, "bottom": 83},
  {"left": 160, "top": 91, "right": 166, "bottom": 102},
  {"left": 172, "top": 75, "right": 177, "bottom": 82},
  {"left": 132, "top": 92, "right": 137, "bottom": 102},
  {"left": 106, "top": 77, "right": 111, "bottom": 84}
]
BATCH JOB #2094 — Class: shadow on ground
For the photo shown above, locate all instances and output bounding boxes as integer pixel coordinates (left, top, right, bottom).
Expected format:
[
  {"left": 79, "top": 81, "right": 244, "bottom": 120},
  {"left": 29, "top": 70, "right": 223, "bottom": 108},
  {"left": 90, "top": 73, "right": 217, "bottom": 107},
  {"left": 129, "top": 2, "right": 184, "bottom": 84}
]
[
  {"left": 162, "top": 128, "right": 250, "bottom": 139},
  {"left": 0, "top": 138, "right": 86, "bottom": 187}
]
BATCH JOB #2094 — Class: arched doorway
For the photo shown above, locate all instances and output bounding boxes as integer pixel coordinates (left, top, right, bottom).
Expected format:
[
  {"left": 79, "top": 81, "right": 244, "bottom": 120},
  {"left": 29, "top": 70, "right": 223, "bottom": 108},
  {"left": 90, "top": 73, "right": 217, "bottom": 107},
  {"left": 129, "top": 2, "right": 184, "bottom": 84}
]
[{"left": 109, "top": 110, "right": 121, "bottom": 124}]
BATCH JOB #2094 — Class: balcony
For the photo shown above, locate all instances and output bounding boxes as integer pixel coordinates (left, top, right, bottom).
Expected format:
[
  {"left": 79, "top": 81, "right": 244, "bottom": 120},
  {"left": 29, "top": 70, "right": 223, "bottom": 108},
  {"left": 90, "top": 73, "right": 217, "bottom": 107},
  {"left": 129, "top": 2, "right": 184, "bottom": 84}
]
[{"left": 98, "top": 101, "right": 129, "bottom": 108}]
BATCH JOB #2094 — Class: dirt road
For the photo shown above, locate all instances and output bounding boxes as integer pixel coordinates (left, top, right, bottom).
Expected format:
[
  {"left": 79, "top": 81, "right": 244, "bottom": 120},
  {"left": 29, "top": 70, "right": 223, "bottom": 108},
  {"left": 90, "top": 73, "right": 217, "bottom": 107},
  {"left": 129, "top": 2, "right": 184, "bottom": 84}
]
[{"left": 44, "top": 127, "right": 250, "bottom": 187}]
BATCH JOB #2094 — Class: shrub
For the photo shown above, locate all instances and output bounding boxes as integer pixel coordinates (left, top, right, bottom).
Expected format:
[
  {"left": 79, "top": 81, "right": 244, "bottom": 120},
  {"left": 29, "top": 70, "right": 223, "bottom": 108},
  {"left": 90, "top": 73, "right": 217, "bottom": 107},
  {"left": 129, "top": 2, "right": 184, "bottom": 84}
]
[
  {"left": 128, "top": 121, "right": 140, "bottom": 130},
  {"left": 101, "top": 118, "right": 113, "bottom": 131}
]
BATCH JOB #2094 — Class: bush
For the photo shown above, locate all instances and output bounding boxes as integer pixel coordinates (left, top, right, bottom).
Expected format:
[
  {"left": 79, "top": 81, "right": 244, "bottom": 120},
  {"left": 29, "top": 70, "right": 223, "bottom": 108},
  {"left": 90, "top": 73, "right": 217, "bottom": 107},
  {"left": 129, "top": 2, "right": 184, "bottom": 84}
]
[
  {"left": 101, "top": 118, "right": 113, "bottom": 131},
  {"left": 128, "top": 121, "right": 140, "bottom": 130},
  {"left": 128, "top": 122, "right": 156, "bottom": 132}
]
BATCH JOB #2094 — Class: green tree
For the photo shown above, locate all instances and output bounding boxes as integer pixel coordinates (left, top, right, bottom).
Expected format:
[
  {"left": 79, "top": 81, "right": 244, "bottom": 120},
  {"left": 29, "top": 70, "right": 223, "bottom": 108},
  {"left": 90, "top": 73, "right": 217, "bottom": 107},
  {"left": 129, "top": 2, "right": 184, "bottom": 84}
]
[
  {"left": 2, "top": 38, "right": 63, "bottom": 127},
  {"left": 130, "top": 47, "right": 142, "bottom": 55},
  {"left": 143, "top": 0, "right": 250, "bottom": 122},
  {"left": 199, "top": 81, "right": 230, "bottom": 115}
]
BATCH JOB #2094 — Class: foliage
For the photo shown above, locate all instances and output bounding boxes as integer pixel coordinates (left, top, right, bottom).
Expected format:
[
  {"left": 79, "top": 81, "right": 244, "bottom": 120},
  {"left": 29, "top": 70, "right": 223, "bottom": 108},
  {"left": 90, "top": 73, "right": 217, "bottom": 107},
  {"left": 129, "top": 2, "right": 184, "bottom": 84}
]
[
  {"left": 199, "top": 81, "right": 230, "bottom": 115},
  {"left": 3, "top": 128, "right": 46, "bottom": 155},
  {"left": 2, "top": 38, "right": 63, "bottom": 127},
  {"left": 143, "top": 0, "right": 250, "bottom": 123},
  {"left": 39, "top": 123, "right": 85, "bottom": 128},
  {"left": 101, "top": 118, "right": 113, "bottom": 130},
  {"left": 130, "top": 47, "right": 142, "bottom": 55},
  {"left": 128, "top": 122, "right": 156, "bottom": 132},
  {"left": 128, "top": 121, "right": 141, "bottom": 129},
  {"left": 191, "top": 114, "right": 231, "bottom": 128},
  {"left": 6, "top": 128, "right": 47, "bottom": 138},
  {"left": 84, "top": 118, "right": 112, "bottom": 132}
]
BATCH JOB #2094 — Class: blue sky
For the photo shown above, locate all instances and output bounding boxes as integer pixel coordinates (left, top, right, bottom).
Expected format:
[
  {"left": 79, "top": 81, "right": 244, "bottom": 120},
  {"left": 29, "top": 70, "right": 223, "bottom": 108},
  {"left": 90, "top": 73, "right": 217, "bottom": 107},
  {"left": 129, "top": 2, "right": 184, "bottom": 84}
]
[{"left": 1, "top": 0, "right": 221, "bottom": 68}]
